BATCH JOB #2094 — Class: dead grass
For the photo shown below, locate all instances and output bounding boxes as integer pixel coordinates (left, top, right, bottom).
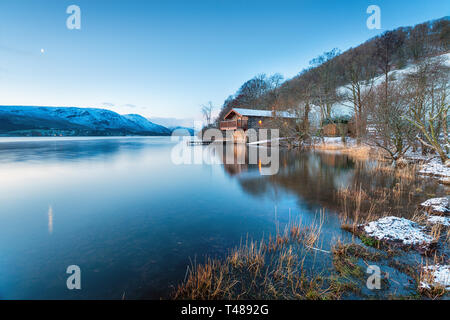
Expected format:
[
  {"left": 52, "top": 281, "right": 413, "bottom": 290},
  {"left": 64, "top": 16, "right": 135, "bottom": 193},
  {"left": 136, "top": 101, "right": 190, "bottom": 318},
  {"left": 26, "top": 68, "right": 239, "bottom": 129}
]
[
  {"left": 267, "top": 212, "right": 325, "bottom": 253},
  {"left": 173, "top": 221, "right": 447, "bottom": 300},
  {"left": 332, "top": 240, "right": 385, "bottom": 262},
  {"left": 369, "top": 162, "right": 418, "bottom": 181},
  {"left": 339, "top": 186, "right": 384, "bottom": 235},
  {"left": 336, "top": 161, "right": 424, "bottom": 230},
  {"left": 313, "top": 140, "right": 387, "bottom": 161},
  {"left": 417, "top": 255, "right": 449, "bottom": 299},
  {"left": 336, "top": 186, "right": 369, "bottom": 202},
  {"left": 411, "top": 210, "right": 448, "bottom": 242},
  {"left": 411, "top": 209, "right": 429, "bottom": 225},
  {"left": 173, "top": 242, "right": 339, "bottom": 300},
  {"left": 173, "top": 215, "right": 343, "bottom": 300},
  {"left": 430, "top": 224, "right": 444, "bottom": 242}
]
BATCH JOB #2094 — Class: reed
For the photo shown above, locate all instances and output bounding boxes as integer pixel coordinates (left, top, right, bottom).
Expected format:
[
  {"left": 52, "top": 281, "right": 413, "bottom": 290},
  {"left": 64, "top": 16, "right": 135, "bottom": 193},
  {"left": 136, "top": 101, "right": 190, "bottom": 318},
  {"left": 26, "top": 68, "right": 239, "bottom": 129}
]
[
  {"left": 173, "top": 215, "right": 342, "bottom": 300},
  {"left": 417, "top": 256, "right": 448, "bottom": 299}
]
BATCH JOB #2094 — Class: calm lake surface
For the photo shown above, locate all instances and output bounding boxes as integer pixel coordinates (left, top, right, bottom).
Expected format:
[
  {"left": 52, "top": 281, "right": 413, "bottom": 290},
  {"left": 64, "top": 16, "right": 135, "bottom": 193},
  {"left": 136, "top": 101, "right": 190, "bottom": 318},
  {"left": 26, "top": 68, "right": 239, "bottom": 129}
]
[{"left": 0, "top": 137, "right": 445, "bottom": 299}]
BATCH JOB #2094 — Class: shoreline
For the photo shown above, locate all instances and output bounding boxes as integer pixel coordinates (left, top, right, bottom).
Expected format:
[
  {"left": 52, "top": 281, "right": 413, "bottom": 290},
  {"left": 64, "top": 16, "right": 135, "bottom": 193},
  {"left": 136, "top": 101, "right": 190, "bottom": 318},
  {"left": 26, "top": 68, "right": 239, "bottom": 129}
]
[{"left": 173, "top": 141, "right": 449, "bottom": 300}]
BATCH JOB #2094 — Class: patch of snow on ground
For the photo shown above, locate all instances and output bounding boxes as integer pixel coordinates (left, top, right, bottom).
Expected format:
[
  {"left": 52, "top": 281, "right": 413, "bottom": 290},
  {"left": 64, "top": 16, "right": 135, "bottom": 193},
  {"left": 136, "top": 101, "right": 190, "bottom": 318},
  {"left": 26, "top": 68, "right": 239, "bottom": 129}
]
[
  {"left": 403, "top": 149, "right": 429, "bottom": 161},
  {"left": 313, "top": 137, "right": 357, "bottom": 146},
  {"left": 427, "top": 215, "right": 450, "bottom": 227},
  {"left": 419, "top": 158, "right": 450, "bottom": 178},
  {"left": 420, "top": 197, "right": 450, "bottom": 215},
  {"left": 362, "top": 216, "right": 433, "bottom": 245},
  {"left": 420, "top": 265, "right": 450, "bottom": 291},
  {"left": 322, "top": 137, "right": 343, "bottom": 144}
]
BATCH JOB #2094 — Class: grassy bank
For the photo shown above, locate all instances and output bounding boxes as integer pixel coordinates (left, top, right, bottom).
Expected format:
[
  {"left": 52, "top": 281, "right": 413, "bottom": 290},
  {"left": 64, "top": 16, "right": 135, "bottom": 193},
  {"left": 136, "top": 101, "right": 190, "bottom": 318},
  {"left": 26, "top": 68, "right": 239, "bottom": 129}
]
[
  {"left": 173, "top": 217, "right": 348, "bottom": 300},
  {"left": 172, "top": 153, "right": 448, "bottom": 300}
]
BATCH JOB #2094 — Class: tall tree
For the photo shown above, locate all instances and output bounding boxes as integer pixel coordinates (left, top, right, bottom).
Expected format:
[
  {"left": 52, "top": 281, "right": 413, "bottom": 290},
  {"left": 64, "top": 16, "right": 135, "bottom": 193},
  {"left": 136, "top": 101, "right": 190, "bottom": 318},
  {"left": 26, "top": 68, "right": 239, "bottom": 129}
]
[
  {"left": 309, "top": 48, "right": 342, "bottom": 124},
  {"left": 367, "top": 81, "right": 416, "bottom": 165},
  {"left": 342, "top": 47, "right": 376, "bottom": 145},
  {"left": 374, "top": 31, "right": 405, "bottom": 106},
  {"left": 405, "top": 57, "right": 449, "bottom": 162}
]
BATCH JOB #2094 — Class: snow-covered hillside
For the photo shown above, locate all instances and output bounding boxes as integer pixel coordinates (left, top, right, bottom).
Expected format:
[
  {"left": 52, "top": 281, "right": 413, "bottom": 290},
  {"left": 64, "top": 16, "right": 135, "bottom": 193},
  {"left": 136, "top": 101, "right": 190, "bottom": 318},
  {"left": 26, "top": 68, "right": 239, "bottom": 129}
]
[
  {"left": 149, "top": 117, "right": 196, "bottom": 129},
  {"left": 307, "top": 53, "right": 450, "bottom": 126},
  {"left": 0, "top": 106, "right": 171, "bottom": 136},
  {"left": 122, "top": 114, "right": 171, "bottom": 134}
]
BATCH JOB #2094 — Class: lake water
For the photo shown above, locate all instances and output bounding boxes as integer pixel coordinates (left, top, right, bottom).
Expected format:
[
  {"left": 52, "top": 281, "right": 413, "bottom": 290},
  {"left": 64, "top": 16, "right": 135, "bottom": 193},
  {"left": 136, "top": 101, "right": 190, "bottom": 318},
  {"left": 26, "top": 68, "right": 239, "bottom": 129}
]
[{"left": 0, "top": 137, "right": 445, "bottom": 299}]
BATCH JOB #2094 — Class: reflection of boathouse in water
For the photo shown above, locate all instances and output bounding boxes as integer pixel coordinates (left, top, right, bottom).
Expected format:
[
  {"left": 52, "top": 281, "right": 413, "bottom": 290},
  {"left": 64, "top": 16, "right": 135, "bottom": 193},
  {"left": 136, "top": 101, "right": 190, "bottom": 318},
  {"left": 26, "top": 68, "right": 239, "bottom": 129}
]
[{"left": 213, "top": 143, "right": 281, "bottom": 176}]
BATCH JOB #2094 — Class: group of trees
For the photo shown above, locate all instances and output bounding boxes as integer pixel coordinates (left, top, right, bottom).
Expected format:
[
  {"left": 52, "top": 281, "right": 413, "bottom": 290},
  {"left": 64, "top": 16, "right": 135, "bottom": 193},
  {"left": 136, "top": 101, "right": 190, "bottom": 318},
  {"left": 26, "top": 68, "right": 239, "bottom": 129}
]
[
  {"left": 215, "top": 73, "right": 285, "bottom": 122},
  {"left": 210, "top": 17, "right": 449, "bottom": 163},
  {"left": 360, "top": 30, "right": 449, "bottom": 164}
]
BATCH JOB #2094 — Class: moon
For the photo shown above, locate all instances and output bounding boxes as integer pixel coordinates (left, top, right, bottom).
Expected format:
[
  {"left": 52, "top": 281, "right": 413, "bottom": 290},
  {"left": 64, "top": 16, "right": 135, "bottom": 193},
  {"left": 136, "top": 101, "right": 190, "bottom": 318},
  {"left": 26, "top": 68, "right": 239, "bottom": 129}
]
[{"left": 40, "top": 48, "right": 45, "bottom": 54}]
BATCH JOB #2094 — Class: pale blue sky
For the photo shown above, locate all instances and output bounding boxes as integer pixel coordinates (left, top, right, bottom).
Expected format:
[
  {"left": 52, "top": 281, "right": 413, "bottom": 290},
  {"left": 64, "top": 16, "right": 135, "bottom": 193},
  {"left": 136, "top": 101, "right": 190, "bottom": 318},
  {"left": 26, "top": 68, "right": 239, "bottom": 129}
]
[{"left": 0, "top": 0, "right": 448, "bottom": 119}]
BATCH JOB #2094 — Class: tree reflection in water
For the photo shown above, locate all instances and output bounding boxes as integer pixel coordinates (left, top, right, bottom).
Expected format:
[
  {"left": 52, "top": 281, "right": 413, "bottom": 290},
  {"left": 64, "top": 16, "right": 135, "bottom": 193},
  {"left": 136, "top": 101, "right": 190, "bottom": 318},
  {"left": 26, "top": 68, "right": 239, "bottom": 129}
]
[{"left": 216, "top": 143, "right": 446, "bottom": 221}]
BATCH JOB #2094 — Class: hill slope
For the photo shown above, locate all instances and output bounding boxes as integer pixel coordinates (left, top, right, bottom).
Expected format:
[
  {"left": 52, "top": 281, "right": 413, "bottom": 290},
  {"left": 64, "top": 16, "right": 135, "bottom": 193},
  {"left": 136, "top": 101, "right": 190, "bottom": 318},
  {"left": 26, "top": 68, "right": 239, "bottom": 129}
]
[
  {"left": 217, "top": 16, "right": 450, "bottom": 122},
  {"left": 0, "top": 106, "right": 171, "bottom": 136}
]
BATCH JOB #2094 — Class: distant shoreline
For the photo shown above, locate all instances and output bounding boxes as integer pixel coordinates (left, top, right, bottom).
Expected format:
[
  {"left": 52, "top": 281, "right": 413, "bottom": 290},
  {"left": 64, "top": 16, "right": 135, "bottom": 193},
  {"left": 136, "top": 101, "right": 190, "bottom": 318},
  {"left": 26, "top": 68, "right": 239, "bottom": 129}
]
[{"left": 0, "top": 133, "right": 173, "bottom": 138}]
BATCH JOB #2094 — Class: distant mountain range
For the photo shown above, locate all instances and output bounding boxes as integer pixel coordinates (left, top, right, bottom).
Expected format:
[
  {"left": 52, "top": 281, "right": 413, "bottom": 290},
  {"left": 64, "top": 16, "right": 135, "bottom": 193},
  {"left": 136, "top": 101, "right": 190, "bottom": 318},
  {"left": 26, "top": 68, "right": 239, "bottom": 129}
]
[
  {"left": 148, "top": 117, "right": 196, "bottom": 129},
  {"left": 0, "top": 106, "right": 194, "bottom": 136}
]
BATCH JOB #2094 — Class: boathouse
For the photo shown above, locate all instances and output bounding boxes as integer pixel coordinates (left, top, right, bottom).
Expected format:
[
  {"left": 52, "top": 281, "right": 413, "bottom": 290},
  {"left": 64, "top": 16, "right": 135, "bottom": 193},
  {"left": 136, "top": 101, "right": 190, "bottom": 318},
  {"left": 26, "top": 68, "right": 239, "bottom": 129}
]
[{"left": 219, "top": 108, "right": 297, "bottom": 132}]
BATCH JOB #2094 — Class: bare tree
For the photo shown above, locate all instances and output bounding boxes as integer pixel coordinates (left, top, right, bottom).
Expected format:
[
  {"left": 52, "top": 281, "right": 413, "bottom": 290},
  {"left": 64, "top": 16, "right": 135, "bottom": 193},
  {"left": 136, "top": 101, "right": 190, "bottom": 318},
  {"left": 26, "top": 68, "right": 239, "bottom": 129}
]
[
  {"left": 404, "top": 57, "right": 449, "bottom": 162},
  {"left": 289, "top": 71, "right": 315, "bottom": 140},
  {"left": 262, "top": 73, "right": 285, "bottom": 112},
  {"left": 235, "top": 74, "right": 271, "bottom": 109},
  {"left": 201, "top": 101, "right": 214, "bottom": 127},
  {"left": 374, "top": 31, "right": 405, "bottom": 109},
  {"left": 310, "top": 48, "right": 342, "bottom": 124},
  {"left": 407, "top": 23, "right": 431, "bottom": 61},
  {"left": 342, "top": 48, "right": 376, "bottom": 145},
  {"left": 367, "top": 81, "right": 416, "bottom": 165}
]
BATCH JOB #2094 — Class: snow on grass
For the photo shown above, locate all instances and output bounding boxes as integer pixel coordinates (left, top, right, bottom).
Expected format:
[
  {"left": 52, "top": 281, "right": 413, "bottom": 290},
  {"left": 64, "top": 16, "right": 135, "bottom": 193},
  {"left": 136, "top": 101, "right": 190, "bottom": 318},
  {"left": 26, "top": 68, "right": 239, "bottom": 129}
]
[
  {"left": 362, "top": 216, "right": 433, "bottom": 246},
  {"left": 420, "top": 197, "right": 450, "bottom": 215},
  {"left": 322, "top": 137, "right": 344, "bottom": 144},
  {"left": 419, "top": 158, "right": 450, "bottom": 178},
  {"left": 427, "top": 215, "right": 450, "bottom": 227},
  {"left": 420, "top": 265, "right": 450, "bottom": 291},
  {"left": 439, "top": 177, "right": 450, "bottom": 185},
  {"left": 312, "top": 137, "right": 358, "bottom": 148}
]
